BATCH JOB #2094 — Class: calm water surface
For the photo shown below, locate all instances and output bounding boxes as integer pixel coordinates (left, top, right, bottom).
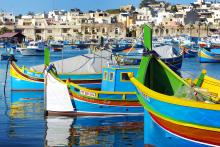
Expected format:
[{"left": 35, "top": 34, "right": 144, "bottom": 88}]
[{"left": 0, "top": 48, "right": 219, "bottom": 146}]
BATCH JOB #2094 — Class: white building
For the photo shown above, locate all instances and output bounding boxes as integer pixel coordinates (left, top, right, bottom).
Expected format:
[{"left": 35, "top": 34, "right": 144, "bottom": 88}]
[
  {"left": 48, "top": 10, "right": 67, "bottom": 22},
  {"left": 153, "top": 8, "right": 173, "bottom": 25},
  {"left": 0, "top": 12, "right": 15, "bottom": 25},
  {"left": 135, "top": 7, "right": 153, "bottom": 26}
]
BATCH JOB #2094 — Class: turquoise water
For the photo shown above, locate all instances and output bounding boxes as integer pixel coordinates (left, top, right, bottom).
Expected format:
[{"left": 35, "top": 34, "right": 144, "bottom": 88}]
[{"left": 0, "top": 48, "right": 220, "bottom": 146}]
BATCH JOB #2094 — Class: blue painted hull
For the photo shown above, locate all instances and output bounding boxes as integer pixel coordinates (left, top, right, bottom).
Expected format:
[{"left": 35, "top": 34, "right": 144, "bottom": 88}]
[
  {"left": 11, "top": 76, "right": 43, "bottom": 91},
  {"left": 162, "top": 55, "right": 183, "bottom": 71},
  {"left": 140, "top": 92, "right": 220, "bottom": 128},
  {"left": 71, "top": 98, "right": 143, "bottom": 114},
  {"left": 11, "top": 76, "right": 101, "bottom": 91},
  {"left": 199, "top": 48, "right": 220, "bottom": 63},
  {"left": 184, "top": 50, "right": 198, "bottom": 58},
  {"left": 10, "top": 62, "right": 102, "bottom": 91},
  {"left": 144, "top": 110, "right": 208, "bottom": 147}
]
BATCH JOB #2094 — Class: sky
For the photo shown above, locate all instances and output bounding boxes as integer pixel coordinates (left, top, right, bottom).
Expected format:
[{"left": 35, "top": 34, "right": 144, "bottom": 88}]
[{"left": 0, "top": 0, "right": 194, "bottom": 15}]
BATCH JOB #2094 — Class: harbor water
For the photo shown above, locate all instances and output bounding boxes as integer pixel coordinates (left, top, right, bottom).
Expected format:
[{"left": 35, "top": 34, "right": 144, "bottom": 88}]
[{"left": 0, "top": 47, "right": 220, "bottom": 146}]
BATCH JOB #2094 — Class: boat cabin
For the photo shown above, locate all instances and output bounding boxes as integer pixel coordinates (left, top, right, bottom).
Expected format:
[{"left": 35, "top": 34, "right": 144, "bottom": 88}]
[{"left": 101, "top": 66, "right": 138, "bottom": 92}]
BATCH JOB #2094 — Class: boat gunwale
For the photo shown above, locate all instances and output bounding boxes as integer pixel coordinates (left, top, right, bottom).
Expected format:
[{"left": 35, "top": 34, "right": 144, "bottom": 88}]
[{"left": 128, "top": 57, "right": 220, "bottom": 111}]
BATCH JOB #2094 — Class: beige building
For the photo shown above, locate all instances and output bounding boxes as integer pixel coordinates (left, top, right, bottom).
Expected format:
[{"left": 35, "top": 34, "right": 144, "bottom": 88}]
[{"left": 81, "top": 23, "right": 126, "bottom": 40}]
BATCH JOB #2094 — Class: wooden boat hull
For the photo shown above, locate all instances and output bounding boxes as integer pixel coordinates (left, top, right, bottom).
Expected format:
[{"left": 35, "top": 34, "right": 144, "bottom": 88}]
[
  {"left": 46, "top": 72, "right": 143, "bottom": 115},
  {"left": 183, "top": 50, "right": 198, "bottom": 58},
  {"left": 199, "top": 48, "right": 220, "bottom": 63},
  {"left": 129, "top": 56, "right": 220, "bottom": 146},
  {"left": 162, "top": 55, "right": 182, "bottom": 71},
  {"left": 20, "top": 48, "right": 44, "bottom": 56},
  {"left": 150, "top": 112, "right": 220, "bottom": 146},
  {"left": 130, "top": 25, "right": 220, "bottom": 146},
  {"left": 1, "top": 53, "right": 11, "bottom": 60},
  {"left": 10, "top": 62, "right": 102, "bottom": 91},
  {"left": 52, "top": 47, "right": 62, "bottom": 52},
  {"left": 68, "top": 90, "right": 143, "bottom": 115}
]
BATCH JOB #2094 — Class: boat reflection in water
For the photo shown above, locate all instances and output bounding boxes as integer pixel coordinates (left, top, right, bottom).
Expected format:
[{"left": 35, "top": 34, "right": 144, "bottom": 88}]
[
  {"left": 8, "top": 91, "right": 45, "bottom": 146},
  {"left": 11, "top": 91, "right": 43, "bottom": 104},
  {"left": 45, "top": 115, "right": 144, "bottom": 146},
  {"left": 10, "top": 91, "right": 44, "bottom": 118},
  {"left": 9, "top": 91, "right": 143, "bottom": 146}
]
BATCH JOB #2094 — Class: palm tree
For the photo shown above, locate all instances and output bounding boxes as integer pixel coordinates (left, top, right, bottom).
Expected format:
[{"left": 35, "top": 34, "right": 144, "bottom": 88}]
[
  {"left": 178, "top": 23, "right": 184, "bottom": 34},
  {"left": 189, "top": 23, "right": 194, "bottom": 37},
  {"left": 198, "top": 22, "right": 202, "bottom": 38},
  {"left": 0, "top": 27, "right": 12, "bottom": 34},
  {"left": 205, "top": 22, "right": 211, "bottom": 37},
  {"left": 158, "top": 23, "right": 165, "bottom": 37},
  {"left": 47, "top": 35, "right": 54, "bottom": 41}
]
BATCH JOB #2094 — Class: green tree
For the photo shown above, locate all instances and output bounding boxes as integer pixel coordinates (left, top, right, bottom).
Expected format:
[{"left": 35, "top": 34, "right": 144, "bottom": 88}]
[
  {"left": 47, "top": 35, "right": 54, "bottom": 41},
  {"left": 27, "top": 11, "right": 34, "bottom": 16},
  {"left": 139, "top": 0, "right": 159, "bottom": 8},
  {"left": 15, "top": 14, "right": 22, "bottom": 19},
  {"left": 0, "top": 27, "right": 12, "bottom": 34},
  {"left": 171, "top": 5, "right": 178, "bottom": 13}
]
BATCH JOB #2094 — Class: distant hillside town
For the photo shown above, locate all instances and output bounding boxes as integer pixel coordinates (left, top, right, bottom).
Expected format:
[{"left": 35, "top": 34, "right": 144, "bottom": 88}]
[{"left": 0, "top": 0, "right": 219, "bottom": 41}]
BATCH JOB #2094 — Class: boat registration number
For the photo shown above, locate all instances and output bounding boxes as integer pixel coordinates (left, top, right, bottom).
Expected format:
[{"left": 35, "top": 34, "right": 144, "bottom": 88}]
[{"left": 80, "top": 90, "right": 96, "bottom": 97}]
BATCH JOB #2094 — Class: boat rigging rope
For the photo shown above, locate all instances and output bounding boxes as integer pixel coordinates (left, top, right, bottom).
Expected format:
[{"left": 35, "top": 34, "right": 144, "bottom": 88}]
[
  {"left": 3, "top": 59, "right": 9, "bottom": 98},
  {"left": 126, "top": 33, "right": 143, "bottom": 55},
  {"left": 3, "top": 55, "right": 17, "bottom": 116}
]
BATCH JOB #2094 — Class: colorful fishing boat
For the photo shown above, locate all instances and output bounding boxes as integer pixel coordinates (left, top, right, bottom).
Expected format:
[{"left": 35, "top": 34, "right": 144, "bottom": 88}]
[
  {"left": 45, "top": 64, "right": 143, "bottom": 115},
  {"left": 50, "top": 40, "right": 64, "bottom": 52},
  {"left": 10, "top": 49, "right": 114, "bottom": 91},
  {"left": 180, "top": 45, "right": 198, "bottom": 58},
  {"left": 19, "top": 41, "right": 45, "bottom": 56},
  {"left": 118, "top": 44, "right": 183, "bottom": 72},
  {"left": 199, "top": 48, "right": 220, "bottom": 63},
  {"left": 129, "top": 25, "right": 220, "bottom": 146},
  {"left": 10, "top": 61, "right": 102, "bottom": 91}
]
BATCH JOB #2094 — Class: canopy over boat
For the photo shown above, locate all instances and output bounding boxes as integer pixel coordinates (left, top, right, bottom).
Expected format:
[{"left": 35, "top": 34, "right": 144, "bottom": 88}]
[{"left": 32, "top": 50, "right": 116, "bottom": 73}]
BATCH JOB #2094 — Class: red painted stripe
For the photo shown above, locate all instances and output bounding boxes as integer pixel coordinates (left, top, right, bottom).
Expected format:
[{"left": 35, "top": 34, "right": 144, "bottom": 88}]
[
  {"left": 70, "top": 91, "right": 141, "bottom": 106},
  {"left": 149, "top": 113, "right": 220, "bottom": 146},
  {"left": 11, "top": 62, "right": 44, "bottom": 82},
  {"left": 11, "top": 62, "right": 101, "bottom": 84}
]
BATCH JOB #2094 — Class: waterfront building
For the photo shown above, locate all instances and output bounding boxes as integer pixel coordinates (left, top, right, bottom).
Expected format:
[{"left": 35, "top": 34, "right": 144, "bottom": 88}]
[
  {"left": 48, "top": 10, "right": 67, "bottom": 23},
  {"left": 1, "top": 0, "right": 220, "bottom": 40},
  {"left": 0, "top": 12, "right": 15, "bottom": 25}
]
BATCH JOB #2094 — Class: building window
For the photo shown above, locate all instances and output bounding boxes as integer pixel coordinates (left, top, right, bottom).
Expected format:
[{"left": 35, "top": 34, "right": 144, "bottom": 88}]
[
  {"left": 121, "top": 72, "right": 130, "bottom": 81},
  {"left": 48, "top": 30, "right": 52, "bottom": 33},
  {"left": 103, "top": 71, "right": 108, "bottom": 80},
  {"left": 115, "top": 28, "right": 119, "bottom": 35},
  {"left": 109, "top": 72, "right": 114, "bottom": 81},
  {"left": 36, "top": 29, "right": 41, "bottom": 33},
  {"left": 62, "top": 28, "right": 68, "bottom": 33},
  {"left": 102, "top": 28, "right": 105, "bottom": 33},
  {"left": 92, "top": 28, "right": 96, "bottom": 34},
  {"left": 85, "top": 28, "right": 89, "bottom": 34}
]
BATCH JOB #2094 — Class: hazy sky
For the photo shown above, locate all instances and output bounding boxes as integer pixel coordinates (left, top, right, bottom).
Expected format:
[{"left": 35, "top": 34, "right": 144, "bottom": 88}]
[{"left": 0, "top": 0, "right": 194, "bottom": 15}]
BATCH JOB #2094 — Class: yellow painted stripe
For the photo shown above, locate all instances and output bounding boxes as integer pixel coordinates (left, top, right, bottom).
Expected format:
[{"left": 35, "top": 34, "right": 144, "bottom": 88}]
[
  {"left": 200, "top": 50, "right": 220, "bottom": 60},
  {"left": 129, "top": 74, "right": 220, "bottom": 111},
  {"left": 201, "top": 75, "right": 220, "bottom": 97},
  {"left": 10, "top": 65, "right": 41, "bottom": 82},
  {"left": 49, "top": 72, "right": 135, "bottom": 95},
  {"left": 143, "top": 99, "right": 220, "bottom": 132}
]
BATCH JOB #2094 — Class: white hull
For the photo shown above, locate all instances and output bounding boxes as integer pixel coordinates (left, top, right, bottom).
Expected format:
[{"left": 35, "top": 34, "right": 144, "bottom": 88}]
[{"left": 20, "top": 48, "right": 44, "bottom": 56}]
